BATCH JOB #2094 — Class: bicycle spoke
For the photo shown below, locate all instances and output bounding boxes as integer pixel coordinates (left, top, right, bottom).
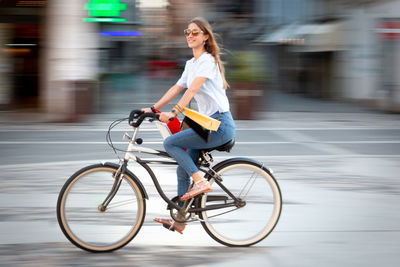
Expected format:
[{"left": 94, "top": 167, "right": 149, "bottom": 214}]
[
  {"left": 107, "top": 198, "right": 138, "bottom": 210},
  {"left": 238, "top": 170, "right": 258, "bottom": 200}
]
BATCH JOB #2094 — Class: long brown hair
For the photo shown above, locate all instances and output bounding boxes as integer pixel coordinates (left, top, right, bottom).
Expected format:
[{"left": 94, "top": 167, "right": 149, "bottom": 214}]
[{"left": 189, "top": 17, "right": 229, "bottom": 89}]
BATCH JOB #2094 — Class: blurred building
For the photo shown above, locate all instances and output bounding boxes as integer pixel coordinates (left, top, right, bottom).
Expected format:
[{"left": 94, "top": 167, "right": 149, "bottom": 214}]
[
  {"left": 1, "top": 0, "right": 399, "bottom": 120},
  {"left": 0, "top": 0, "right": 143, "bottom": 120},
  {"left": 257, "top": 0, "right": 400, "bottom": 112},
  {"left": 0, "top": 0, "right": 45, "bottom": 109},
  {"left": 0, "top": 0, "right": 263, "bottom": 119}
]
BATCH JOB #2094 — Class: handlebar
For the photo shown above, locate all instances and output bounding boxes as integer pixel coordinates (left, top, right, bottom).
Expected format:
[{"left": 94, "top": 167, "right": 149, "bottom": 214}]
[{"left": 129, "top": 110, "right": 160, "bottom": 127}]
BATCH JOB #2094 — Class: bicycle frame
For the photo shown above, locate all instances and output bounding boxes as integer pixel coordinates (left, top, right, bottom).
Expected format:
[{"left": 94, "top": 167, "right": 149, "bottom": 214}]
[
  {"left": 57, "top": 112, "right": 282, "bottom": 251},
  {"left": 103, "top": 118, "right": 243, "bottom": 214}
]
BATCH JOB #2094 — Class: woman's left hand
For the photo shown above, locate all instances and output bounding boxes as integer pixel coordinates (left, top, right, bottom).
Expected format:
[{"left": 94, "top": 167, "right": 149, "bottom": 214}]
[{"left": 159, "top": 112, "right": 176, "bottom": 122}]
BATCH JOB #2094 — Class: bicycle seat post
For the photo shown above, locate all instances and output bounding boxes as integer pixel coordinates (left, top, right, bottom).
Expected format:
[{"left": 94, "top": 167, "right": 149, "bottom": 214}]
[{"left": 199, "top": 151, "right": 213, "bottom": 167}]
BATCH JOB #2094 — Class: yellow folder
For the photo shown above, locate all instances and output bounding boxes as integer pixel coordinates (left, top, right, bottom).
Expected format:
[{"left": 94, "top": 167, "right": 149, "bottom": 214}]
[{"left": 176, "top": 105, "right": 221, "bottom": 131}]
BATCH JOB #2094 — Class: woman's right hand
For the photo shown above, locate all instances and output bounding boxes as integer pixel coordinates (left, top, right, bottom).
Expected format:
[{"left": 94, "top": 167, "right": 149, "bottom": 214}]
[{"left": 141, "top": 107, "right": 153, "bottom": 113}]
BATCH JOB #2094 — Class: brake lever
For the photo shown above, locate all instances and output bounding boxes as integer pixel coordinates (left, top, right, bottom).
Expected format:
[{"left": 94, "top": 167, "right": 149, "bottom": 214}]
[{"left": 148, "top": 113, "right": 160, "bottom": 122}]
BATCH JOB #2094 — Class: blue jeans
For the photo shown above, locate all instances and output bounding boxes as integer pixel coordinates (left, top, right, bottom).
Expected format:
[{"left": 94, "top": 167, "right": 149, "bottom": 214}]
[{"left": 163, "top": 111, "right": 235, "bottom": 197}]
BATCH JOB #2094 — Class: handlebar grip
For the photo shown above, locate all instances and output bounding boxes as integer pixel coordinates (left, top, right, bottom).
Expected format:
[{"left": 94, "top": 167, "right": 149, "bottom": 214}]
[
  {"left": 132, "top": 112, "right": 158, "bottom": 127},
  {"left": 129, "top": 109, "right": 144, "bottom": 126}
]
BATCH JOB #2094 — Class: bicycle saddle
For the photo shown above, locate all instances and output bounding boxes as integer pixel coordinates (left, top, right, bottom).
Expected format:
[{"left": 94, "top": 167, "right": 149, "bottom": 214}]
[{"left": 205, "top": 139, "right": 235, "bottom": 153}]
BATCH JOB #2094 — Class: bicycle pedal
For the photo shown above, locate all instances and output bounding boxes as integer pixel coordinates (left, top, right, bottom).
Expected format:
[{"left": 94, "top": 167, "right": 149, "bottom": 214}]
[{"left": 162, "top": 224, "right": 175, "bottom": 232}]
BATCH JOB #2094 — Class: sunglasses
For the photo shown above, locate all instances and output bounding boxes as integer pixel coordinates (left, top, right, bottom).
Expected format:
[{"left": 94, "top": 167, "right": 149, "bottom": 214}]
[{"left": 184, "top": 28, "right": 203, "bottom": 37}]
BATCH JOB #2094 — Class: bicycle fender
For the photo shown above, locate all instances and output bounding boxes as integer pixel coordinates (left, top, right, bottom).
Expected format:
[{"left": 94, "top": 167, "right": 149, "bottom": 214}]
[
  {"left": 103, "top": 162, "right": 149, "bottom": 200},
  {"left": 208, "top": 157, "right": 274, "bottom": 176}
]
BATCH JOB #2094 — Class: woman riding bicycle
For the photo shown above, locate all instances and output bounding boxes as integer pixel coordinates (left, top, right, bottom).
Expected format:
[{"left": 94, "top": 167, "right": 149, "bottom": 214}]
[{"left": 141, "top": 17, "right": 235, "bottom": 234}]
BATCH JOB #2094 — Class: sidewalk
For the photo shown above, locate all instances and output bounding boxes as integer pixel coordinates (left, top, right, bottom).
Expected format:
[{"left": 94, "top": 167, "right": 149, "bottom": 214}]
[
  {"left": 0, "top": 85, "right": 388, "bottom": 125},
  {"left": 265, "top": 90, "right": 375, "bottom": 114}
]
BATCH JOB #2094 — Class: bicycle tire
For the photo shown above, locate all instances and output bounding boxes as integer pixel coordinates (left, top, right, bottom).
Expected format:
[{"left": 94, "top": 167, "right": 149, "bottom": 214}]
[
  {"left": 199, "top": 158, "right": 282, "bottom": 247},
  {"left": 57, "top": 164, "right": 146, "bottom": 252}
]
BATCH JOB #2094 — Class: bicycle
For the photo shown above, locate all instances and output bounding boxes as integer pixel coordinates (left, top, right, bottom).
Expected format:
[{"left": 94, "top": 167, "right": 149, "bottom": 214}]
[{"left": 56, "top": 110, "right": 282, "bottom": 252}]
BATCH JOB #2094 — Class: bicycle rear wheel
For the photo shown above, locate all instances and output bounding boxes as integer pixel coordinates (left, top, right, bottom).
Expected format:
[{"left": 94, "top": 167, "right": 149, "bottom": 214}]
[
  {"left": 199, "top": 158, "right": 282, "bottom": 247},
  {"left": 57, "top": 164, "right": 146, "bottom": 252}
]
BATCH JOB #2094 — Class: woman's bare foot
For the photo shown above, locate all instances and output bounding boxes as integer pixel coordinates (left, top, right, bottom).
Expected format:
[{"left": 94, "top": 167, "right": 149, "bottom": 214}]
[
  {"left": 154, "top": 218, "right": 186, "bottom": 234},
  {"left": 180, "top": 179, "right": 211, "bottom": 201}
]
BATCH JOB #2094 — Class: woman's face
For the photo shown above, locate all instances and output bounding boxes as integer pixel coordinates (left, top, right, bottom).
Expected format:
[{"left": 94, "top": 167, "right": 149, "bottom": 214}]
[{"left": 185, "top": 22, "right": 208, "bottom": 49}]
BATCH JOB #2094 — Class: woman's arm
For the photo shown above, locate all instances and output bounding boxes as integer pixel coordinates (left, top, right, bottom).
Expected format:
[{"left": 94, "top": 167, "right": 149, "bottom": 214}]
[
  {"left": 176, "top": 77, "right": 207, "bottom": 108},
  {"left": 142, "top": 84, "right": 185, "bottom": 113},
  {"left": 154, "top": 84, "right": 186, "bottom": 110},
  {"left": 159, "top": 77, "right": 207, "bottom": 122}
]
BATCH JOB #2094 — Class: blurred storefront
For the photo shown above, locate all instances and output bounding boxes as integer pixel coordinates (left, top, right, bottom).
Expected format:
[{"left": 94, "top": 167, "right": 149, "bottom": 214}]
[
  {"left": 257, "top": 20, "right": 343, "bottom": 99},
  {"left": 256, "top": 0, "right": 400, "bottom": 113},
  {"left": 0, "top": 0, "right": 46, "bottom": 109},
  {"left": 0, "top": 0, "right": 144, "bottom": 120},
  {"left": 0, "top": 0, "right": 269, "bottom": 120},
  {"left": 3, "top": 0, "right": 398, "bottom": 120},
  {"left": 376, "top": 18, "right": 400, "bottom": 112}
]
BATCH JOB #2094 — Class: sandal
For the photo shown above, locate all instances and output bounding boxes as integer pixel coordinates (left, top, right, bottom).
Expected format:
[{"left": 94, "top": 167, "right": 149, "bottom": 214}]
[
  {"left": 180, "top": 179, "right": 212, "bottom": 201},
  {"left": 154, "top": 218, "right": 185, "bottom": 234}
]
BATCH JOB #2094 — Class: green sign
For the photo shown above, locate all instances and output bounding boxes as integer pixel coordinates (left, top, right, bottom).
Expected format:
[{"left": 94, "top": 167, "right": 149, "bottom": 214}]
[
  {"left": 83, "top": 18, "right": 126, "bottom": 22},
  {"left": 84, "top": 0, "right": 127, "bottom": 22}
]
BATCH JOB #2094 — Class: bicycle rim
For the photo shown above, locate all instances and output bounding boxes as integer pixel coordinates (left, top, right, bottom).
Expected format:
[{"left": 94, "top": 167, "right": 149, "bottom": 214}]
[
  {"left": 200, "top": 161, "right": 282, "bottom": 246},
  {"left": 57, "top": 166, "right": 145, "bottom": 252}
]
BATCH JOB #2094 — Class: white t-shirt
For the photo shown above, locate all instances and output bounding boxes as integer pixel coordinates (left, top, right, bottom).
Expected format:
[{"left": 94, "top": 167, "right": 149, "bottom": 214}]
[{"left": 176, "top": 52, "right": 230, "bottom": 116}]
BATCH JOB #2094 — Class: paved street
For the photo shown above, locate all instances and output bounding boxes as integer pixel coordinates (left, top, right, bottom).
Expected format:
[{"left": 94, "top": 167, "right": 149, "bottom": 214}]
[{"left": 1, "top": 104, "right": 400, "bottom": 266}]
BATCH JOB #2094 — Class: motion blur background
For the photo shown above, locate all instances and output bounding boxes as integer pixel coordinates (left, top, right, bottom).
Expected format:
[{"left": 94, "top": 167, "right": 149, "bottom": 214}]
[
  {"left": 0, "top": 0, "right": 399, "bottom": 121},
  {"left": 1, "top": 2, "right": 400, "bottom": 266}
]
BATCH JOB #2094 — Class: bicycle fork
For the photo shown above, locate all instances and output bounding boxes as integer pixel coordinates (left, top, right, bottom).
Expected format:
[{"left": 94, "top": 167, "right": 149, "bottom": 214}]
[{"left": 98, "top": 161, "right": 128, "bottom": 212}]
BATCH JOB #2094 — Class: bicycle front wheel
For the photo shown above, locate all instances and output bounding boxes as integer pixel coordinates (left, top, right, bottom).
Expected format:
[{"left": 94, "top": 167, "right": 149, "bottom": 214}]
[
  {"left": 57, "top": 164, "right": 146, "bottom": 252},
  {"left": 199, "top": 158, "right": 282, "bottom": 247}
]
